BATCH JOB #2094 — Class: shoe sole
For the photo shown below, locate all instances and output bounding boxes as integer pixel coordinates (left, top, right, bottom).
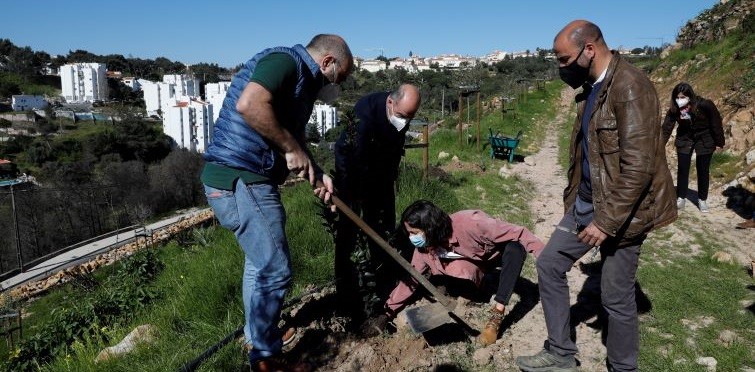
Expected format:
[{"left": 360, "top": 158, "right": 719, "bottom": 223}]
[
  {"left": 517, "top": 366, "right": 578, "bottom": 372},
  {"left": 282, "top": 327, "right": 297, "bottom": 346},
  {"left": 242, "top": 327, "right": 298, "bottom": 352},
  {"left": 516, "top": 357, "right": 578, "bottom": 372}
]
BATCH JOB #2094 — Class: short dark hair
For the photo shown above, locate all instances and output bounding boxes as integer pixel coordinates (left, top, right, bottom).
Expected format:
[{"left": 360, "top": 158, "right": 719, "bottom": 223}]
[
  {"left": 306, "top": 34, "right": 353, "bottom": 65},
  {"left": 400, "top": 200, "right": 453, "bottom": 248},
  {"left": 572, "top": 21, "right": 604, "bottom": 48}
]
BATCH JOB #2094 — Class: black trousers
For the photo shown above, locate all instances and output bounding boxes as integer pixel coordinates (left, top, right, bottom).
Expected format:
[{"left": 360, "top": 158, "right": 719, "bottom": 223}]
[
  {"left": 677, "top": 151, "right": 713, "bottom": 201},
  {"left": 334, "top": 184, "right": 396, "bottom": 318},
  {"left": 494, "top": 241, "right": 527, "bottom": 305}
]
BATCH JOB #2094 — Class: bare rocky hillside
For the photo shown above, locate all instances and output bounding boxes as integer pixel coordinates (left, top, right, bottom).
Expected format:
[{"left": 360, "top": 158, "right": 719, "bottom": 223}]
[{"left": 653, "top": 0, "right": 755, "bottom": 217}]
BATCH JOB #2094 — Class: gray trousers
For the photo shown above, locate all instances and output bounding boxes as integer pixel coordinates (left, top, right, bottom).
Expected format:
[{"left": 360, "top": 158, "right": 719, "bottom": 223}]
[{"left": 537, "top": 207, "right": 641, "bottom": 372}]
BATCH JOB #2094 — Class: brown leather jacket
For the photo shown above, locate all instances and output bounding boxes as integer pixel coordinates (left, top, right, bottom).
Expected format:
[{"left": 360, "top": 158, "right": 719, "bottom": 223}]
[{"left": 564, "top": 52, "right": 677, "bottom": 244}]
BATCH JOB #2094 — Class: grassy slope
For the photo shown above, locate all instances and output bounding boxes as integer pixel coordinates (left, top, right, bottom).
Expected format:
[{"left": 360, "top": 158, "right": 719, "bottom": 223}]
[
  {"left": 639, "top": 220, "right": 754, "bottom": 370},
  {"left": 7, "top": 82, "right": 559, "bottom": 371},
  {"left": 634, "top": 21, "right": 755, "bottom": 368},
  {"left": 11, "top": 72, "right": 753, "bottom": 370},
  {"left": 650, "top": 22, "right": 755, "bottom": 184}
]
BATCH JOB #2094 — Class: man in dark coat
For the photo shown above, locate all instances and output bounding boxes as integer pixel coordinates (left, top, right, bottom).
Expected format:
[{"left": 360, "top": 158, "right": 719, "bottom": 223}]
[{"left": 333, "top": 83, "right": 420, "bottom": 325}]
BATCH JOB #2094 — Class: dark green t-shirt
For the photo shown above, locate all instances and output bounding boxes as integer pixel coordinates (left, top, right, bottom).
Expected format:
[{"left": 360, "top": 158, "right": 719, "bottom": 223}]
[
  {"left": 201, "top": 53, "right": 297, "bottom": 190},
  {"left": 250, "top": 53, "right": 297, "bottom": 96},
  {"left": 201, "top": 162, "right": 269, "bottom": 190}
]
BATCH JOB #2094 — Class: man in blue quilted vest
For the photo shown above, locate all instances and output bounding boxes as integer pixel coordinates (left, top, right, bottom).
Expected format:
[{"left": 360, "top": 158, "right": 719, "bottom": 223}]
[{"left": 201, "top": 34, "right": 353, "bottom": 371}]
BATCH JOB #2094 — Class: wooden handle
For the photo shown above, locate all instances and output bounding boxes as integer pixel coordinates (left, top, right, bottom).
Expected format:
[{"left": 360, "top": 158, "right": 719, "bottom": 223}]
[{"left": 316, "top": 180, "right": 454, "bottom": 309}]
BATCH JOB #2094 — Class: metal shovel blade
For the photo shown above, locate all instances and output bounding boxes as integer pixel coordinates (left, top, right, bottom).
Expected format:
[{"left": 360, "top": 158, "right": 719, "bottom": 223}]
[{"left": 405, "top": 302, "right": 454, "bottom": 334}]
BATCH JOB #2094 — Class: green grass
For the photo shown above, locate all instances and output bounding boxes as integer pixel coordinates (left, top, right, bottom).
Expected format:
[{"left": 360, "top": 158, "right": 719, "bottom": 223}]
[
  {"left": 709, "top": 151, "right": 742, "bottom": 184},
  {"left": 29, "top": 231, "right": 246, "bottom": 372},
  {"left": 14, "top": 75, "right": 754, "bottom": 371},
  {"left": 3, "top": 79, "right": 562, "bottom": 371},
  {"left": 653, "top": 27, "right": 755, "bottom": 96},
  {"left": 6, "top": 163, "right": 534, "bottom": 371},
  {"left": 639, "top": 223, "right": 755, "bottom": 370},
  {"left": 557, "top": 86, "right": 575, "bottom": 170},
  {"left": 405, "top": 81, "right": 561, "bottom": 165}
]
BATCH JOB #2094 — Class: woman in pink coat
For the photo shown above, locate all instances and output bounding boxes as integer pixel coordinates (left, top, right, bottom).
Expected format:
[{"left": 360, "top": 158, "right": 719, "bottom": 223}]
[{"left": 385, "top": 200, "right": 544, "bottom": 345}]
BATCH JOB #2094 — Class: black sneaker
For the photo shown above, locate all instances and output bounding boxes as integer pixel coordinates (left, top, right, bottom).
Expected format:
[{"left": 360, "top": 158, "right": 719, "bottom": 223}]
[{"left": 515, "top": 349, "right": 577, "bottom": 372}]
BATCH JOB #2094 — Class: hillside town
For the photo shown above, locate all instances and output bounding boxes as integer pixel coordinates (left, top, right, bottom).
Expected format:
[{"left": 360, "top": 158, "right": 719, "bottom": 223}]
[
  {"left": 0, "top": 0, "right": 753, "bottom": 369},
  {"left": 0, "top": 47, "right": 657, "bottom": 157}
]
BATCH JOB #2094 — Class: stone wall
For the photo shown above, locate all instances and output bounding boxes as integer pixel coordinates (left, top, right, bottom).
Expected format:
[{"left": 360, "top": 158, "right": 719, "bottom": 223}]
[{"left": 6, "top": 209, "right": 215, "bottom": 302}]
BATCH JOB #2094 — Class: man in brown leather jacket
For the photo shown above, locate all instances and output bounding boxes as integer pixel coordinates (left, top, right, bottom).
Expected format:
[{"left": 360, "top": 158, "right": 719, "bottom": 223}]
[{"left": 516, "top": 20, "right": 677, "bottom": 372}]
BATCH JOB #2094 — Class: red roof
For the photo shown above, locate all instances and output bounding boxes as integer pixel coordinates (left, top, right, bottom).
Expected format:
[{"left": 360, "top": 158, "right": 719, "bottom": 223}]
[{"left": 0, "top": 159, "right": 11, "bottom": 165}]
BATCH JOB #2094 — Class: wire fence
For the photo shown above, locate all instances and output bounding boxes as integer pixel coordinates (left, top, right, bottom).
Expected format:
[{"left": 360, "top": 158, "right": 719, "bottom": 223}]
[{"left": 0, "top": 184, "right": 143, "bottom": 280}]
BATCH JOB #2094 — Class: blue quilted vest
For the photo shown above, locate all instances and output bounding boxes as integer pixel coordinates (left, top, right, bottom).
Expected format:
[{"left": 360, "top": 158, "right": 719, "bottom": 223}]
[{"left": 203, "top": 44, "right": 322, "bottom": 183}]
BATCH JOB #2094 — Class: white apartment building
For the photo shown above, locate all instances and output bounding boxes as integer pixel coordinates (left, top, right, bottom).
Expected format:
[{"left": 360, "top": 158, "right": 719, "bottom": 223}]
[
  {"left": 59, "top": 63, "right": 108, "bottom": 103},
  {"left": 204, "top": 82, "right": 231, "bottom": 122},
  {"left": 11, "top": 95, "right": 48, "bottom": 111},
  {"left": 163, "top": 74, "right": 200, "bottom": 97},
  {"left": 141, "top": 74, "right": 201, "bottom": 117},
  {"left": 426, "top": 54, "right": 478, "bottom": 69},
  {"left": 122, "top": 77, "right": 143, "bottom": 91},
  {"left": 484, "top": 50, "right": 510, "bottom": 63},
  {"left": 163, "top": 98, "right": 214, "bottom": 153},
  {"left": 510, "top": 51, "right": 532, "bottom": 59},
  {"left": 142, "top": 81, "right": 173, "bottom": 117},
  {"left": 309, "top": 104, "right": 338, "bottom": 136},
  {"left": 359, "top": 59, "right": 388, "bottom": 73}
]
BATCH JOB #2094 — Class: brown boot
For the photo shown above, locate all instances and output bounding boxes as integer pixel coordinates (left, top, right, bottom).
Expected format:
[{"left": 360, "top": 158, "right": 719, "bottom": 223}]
[
  {"left": 736, "top": 218, "right": 755, "bottom": 229},
  {"left": 242, "top": 327, "right": 298, "bottom": 353},
  {"left": 478, "top": 307, "right": 505, "bottom": 346}
]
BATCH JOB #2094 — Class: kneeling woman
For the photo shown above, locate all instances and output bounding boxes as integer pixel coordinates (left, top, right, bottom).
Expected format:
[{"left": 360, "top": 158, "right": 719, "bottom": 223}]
[{"left": 385, "top": 200, "right": 544, "bottom": 345}]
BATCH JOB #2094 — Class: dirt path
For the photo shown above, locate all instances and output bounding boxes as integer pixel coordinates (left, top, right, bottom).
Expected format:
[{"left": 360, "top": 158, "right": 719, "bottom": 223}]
[
  {"left": 502, "top": 87, "right": 610, "bottom": 371},
  {"left": 496, "top": 86, "right": 754, "bottom": 371},
  {"left": 662, "top": 151, "right": 755, "bottom": 266}
]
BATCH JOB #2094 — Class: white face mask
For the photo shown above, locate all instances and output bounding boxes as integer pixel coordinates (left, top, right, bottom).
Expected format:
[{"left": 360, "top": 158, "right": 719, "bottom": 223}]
[
  {"left": 317, "top": 61, "right": 340, "bottom": 104},
  {"left": 389, "top": 115, "right": 408, "bottom": 131},
  {"left": 675, "top": 97, "right": 689, "bottom": 108},
  {"left": 387, "top": 102, "right": 410, "bottom": 131}
]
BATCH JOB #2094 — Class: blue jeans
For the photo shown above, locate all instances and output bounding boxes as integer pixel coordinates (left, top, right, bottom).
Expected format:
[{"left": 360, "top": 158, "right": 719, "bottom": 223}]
[{"left": 204, "top": 181, "right": 292, "bottom": 362}]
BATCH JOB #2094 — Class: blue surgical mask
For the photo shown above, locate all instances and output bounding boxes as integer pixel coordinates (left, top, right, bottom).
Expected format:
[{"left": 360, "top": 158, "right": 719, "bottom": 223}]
[{"left": 409, "top": 233, "right": 427, "bottom": 248}]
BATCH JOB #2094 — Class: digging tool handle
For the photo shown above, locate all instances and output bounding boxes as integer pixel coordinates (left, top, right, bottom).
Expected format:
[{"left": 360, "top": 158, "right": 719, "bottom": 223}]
[{"left": 316, "top": 181, "right": 454, "bottom": 309}]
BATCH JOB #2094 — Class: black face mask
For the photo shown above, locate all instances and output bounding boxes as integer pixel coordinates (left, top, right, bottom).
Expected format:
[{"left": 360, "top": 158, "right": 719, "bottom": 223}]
[{"left": 559, "top": 46, "right": 592, "bottom": 89}]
